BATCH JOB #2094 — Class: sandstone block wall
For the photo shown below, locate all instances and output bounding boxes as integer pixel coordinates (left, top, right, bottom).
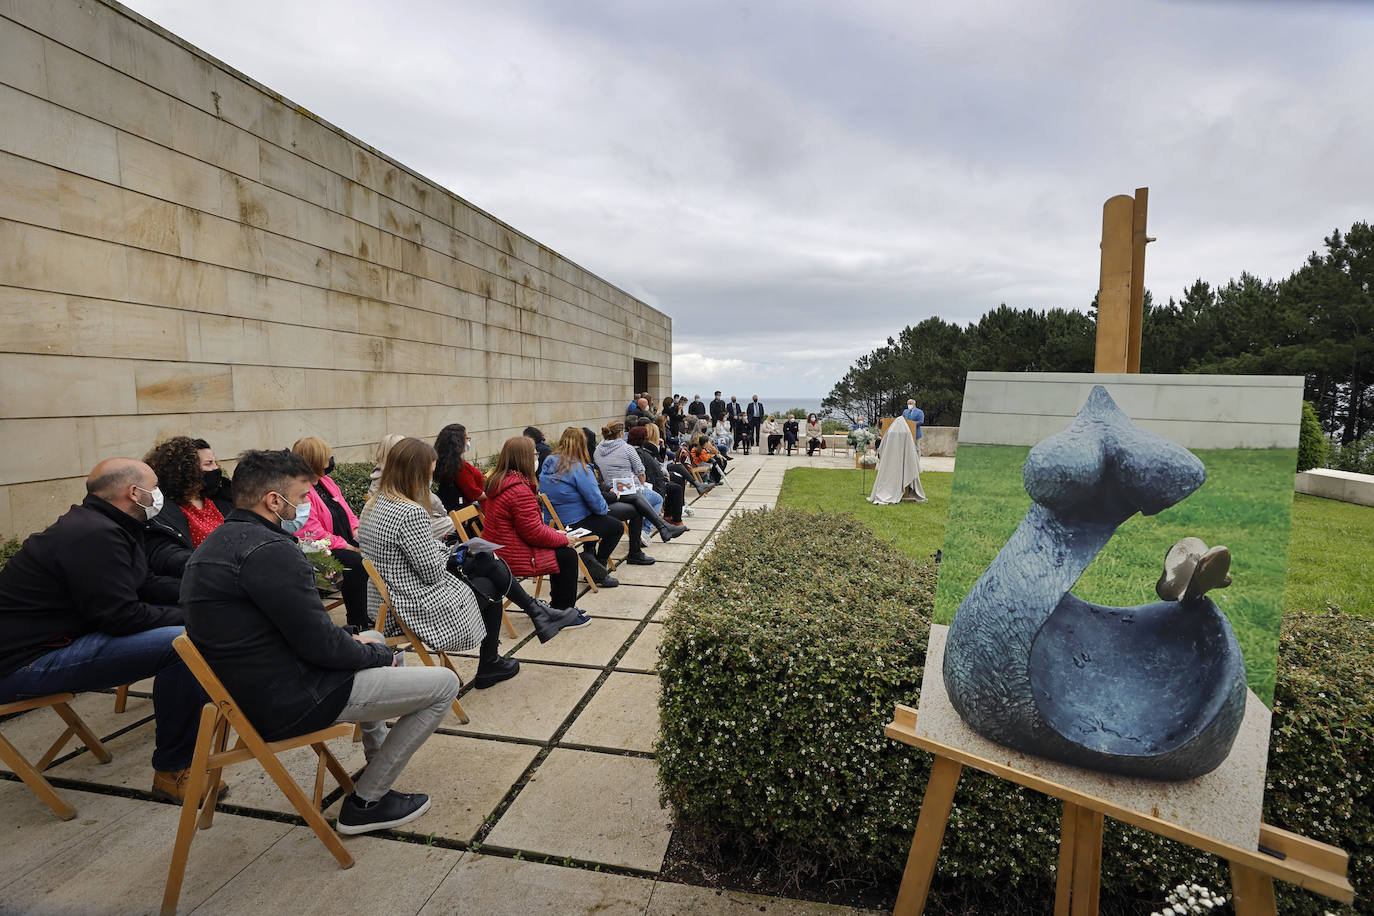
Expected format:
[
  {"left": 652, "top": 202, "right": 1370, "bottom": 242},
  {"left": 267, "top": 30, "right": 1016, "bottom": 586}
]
[{"left": 0, "top": 0, "right": 671, "bottom": 539}]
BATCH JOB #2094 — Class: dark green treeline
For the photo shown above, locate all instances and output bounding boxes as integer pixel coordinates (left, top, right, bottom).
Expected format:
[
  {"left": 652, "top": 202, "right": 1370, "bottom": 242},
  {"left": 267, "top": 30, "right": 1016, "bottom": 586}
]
[{"left": 822, "top": 221, "right": 1373, "bottom": 443}]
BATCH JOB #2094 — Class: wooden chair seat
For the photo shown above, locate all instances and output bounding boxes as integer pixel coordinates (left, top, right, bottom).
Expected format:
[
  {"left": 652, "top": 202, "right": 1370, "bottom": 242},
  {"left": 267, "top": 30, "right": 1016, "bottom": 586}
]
[
  {"left": 161, "top": 634, "right": 355, "bottom": 916},
  {"left": 360, "top": 557, "right": 469, "bottom": 725},
  {"left": 0, "top": 693, "right": 112, "bottom": 820}
]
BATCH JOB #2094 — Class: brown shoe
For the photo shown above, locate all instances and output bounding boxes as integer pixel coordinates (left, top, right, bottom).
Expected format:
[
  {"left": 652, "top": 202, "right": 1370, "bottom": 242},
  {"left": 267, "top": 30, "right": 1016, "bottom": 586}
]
[{"left": 151, "top": 768, "right": 229, "bottom": 804}]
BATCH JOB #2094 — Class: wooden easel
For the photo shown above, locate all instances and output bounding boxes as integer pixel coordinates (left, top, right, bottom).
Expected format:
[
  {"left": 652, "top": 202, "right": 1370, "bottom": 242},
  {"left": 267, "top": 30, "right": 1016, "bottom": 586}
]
[{"left": 884, "top": 189, "right": 1355, "bottom": 915}]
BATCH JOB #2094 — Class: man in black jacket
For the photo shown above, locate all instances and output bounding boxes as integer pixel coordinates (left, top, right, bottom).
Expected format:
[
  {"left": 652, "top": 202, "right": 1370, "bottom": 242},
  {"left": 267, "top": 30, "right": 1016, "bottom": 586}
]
[
  {"left": 181, "top": 449, "right": 459, "bottom": 836},
  {"left": 709, "top": 391, "right": 727, "bottom": 423},
  {"left": 687, "top": 395, "right": 707, "bottom": 419},
  {"left": 746, "top": 396, "right": 765, "bottom": 447},
  {"left": 0, "top": 457, "right": 207, "bottom": 802}
]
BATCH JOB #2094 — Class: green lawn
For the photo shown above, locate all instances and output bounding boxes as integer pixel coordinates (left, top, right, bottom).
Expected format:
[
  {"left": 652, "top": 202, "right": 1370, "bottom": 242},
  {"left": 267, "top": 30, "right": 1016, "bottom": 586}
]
[
  {"left": 778, "top": 449, "right": 1374, "bottom": 708},
  {"left": 776, "top": 468, "right": 952, "bottom": 560}
]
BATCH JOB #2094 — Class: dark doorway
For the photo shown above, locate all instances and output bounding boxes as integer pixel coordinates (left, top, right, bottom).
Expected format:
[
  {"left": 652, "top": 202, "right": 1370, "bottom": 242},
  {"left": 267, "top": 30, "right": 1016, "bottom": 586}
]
[{"left": 633, "top": 359, "right": 650, "bottom": 395}]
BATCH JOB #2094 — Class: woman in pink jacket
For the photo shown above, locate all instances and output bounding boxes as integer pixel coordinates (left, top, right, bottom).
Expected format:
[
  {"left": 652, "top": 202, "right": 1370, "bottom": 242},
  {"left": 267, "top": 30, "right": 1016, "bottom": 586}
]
[{"left": 291, "top": 436, "right": 368, "bottom": 628}]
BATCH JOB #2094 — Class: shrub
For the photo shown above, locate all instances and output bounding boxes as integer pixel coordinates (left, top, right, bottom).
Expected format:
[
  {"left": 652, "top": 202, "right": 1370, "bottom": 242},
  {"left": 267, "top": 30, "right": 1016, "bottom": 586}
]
[
  {"left": 658, "top": 509, "right": 1370, "bottom": 914},
  {"left": 1326, "top": 435, "right": 1374, "bottom": 476},
  {"left": 331, "top": 461, "right": 374, "bottom": 516},
  {"left": 0, "top": 537, "right": 21, "bottom": 568},
  {"left": 1297, "top": 402, "right": 1328, "bottom": 472}
]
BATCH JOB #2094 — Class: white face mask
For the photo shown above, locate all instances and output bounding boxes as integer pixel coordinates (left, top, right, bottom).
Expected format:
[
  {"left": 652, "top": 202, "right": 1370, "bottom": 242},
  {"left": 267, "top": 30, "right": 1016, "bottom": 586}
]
[
  {"left": 134, "top": 485, "right": 164, "bottom": 520},
  {"left": 908, "top": 403, "right": 916, "bottom": 410},
  {"left": 272, "top": 492, "right": 311, "bottom": 533}
]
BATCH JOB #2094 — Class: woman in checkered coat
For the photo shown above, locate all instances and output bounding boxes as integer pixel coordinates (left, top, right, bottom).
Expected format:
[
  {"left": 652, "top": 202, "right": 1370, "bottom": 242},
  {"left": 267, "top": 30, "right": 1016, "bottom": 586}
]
[{"left": 358, "top": 438, "right": 584, "bottom": 689}]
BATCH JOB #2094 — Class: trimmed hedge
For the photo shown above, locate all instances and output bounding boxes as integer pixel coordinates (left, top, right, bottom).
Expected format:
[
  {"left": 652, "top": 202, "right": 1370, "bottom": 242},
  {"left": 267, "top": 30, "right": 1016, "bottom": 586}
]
[
  {"left": 332, "top": 461, "right": 374, "bottom": 516},
  {"left": 658, "top": 508, "right": 1370, "bottom": 914},
  {"left": 0, "top": 538, "right": 20, "bottom": 568}
]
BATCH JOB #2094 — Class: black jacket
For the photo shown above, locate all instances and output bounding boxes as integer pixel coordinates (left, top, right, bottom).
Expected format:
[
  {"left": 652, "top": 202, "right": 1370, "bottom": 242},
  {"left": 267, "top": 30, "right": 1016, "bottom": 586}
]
[
  {"left": 180, "top": 509, "right": 391, "bottom": 741},
  {"left": 746, "top": 400, "right": 764, "bottom": 420},
  {"left": 709, "top": 398, "right": 727, "bottom": 421},
  {"left": 635, "top": 446, "right": 669, "bottom": 495},
  {"left": 687, "top": 400, "right": 707, "bottom": 417},
  {"left": 783, "top": 419, "right": 800, "bottom": 442},
  {"left": 145, "top": 496, "right": 234, "bottom": 577},
  {"left": 0, "top": 495, "right": 183, "bottom": 678}
]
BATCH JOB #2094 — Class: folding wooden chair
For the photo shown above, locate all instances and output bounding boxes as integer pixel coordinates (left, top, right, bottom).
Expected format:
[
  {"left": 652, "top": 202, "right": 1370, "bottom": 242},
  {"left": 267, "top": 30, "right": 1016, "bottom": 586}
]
[
  {"left": 360, "top": 557, "right": 469, "bottom": 725},
  {"left": 449, "top": 507, "right": 522, "bottom": 636},
  {"left": 537, "top": 493, "right": 606, "bottom": 585},
  {"left": 0, "top": 694, "right": 112, "bottom": 820},
  {"left": 161, "top": 634, "right": 355, "bottom": 916}
]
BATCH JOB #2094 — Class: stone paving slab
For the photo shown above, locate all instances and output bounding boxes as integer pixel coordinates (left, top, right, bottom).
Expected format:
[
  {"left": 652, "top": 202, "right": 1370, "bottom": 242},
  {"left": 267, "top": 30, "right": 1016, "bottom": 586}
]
[
  {"left": 611, "top": 561, "right": 685, "bottom": 589},
  {"left": 445, "top": 663, "right": 600, "bottom": 741},
  {"left": 659, "top": 526, "right": 711, "bottom": 545},
  {"left": 0, "top": 690, "right": 153, "bottom": 770},
  {"left": 615, "top": 624, "right": 663, "bottom": 673},
  {"left": 323, "top": 732, "right": 538, "bottom": 843},
  {"left": 651, "top": 592, "right": 678, "bottom": 621},
  {"left": 0, "top": 786, "right": 293, "bottom": 915},
  {"left": 47, "top": 718, "right": 368, "bottom": 817},
  {"left": 193, "top": 825, "right": 462, "bottom": 915},
  {"left": 647, "top": 882, "right": 882, "bottom": 914},
  {"left": 561, "top": 672, "right": 660, "bottom": 753},
  {"left": 514, "top": 617, "right": 639, "bottom": 667},
  {"left": 575, "top": 584, "right": 665, "bottom": 620},
  {"left": 638, "top": 541, "right": 704, "bottom": 564},
  {"left": 485, "top": 748, "right": 672, "bottom": 872},
  {"left": 420, "top": 852, "right": 654, "bottom": 915},
  {"left": 0, "top": 782, "right": 150, "bottom": 884}
]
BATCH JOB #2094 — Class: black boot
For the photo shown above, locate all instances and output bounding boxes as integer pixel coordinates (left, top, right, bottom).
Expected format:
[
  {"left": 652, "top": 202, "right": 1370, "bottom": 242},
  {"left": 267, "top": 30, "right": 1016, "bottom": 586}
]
[
  {"left": 580, "top": 552, "right": 619, "bottom": 588},
  {"left": 657, "top": 522, "right": 688, "bottom": 543},
  {"left": 474, "top": 607, "right": 519, "bottom": 688},
  {"left": 526, "top": 600, "right": 586, "bottom": 643}
]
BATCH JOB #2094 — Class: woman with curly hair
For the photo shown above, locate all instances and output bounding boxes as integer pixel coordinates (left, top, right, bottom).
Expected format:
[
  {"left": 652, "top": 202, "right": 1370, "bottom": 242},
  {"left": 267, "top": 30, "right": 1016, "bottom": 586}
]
[
  {"left": 144, "top": 435, "right": 234, "bottom": 577},
  {"left": 434, "top": 423, "right": 484, "bottom": 512}
]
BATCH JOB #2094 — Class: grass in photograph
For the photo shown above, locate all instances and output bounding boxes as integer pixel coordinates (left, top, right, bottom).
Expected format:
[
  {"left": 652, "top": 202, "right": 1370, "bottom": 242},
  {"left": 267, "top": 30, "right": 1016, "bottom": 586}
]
[
  {"left": 776, "top": 467, "right": 953, "bottom": 560},
  {"left": 932, "top": 444, "right": 1299, "bottom": 706}
]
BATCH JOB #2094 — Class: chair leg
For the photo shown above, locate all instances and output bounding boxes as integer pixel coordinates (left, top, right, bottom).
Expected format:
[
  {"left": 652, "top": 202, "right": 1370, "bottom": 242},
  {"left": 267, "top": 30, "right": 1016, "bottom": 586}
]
[
  {"left": 161, "top": 705, "right": 218, "bottom": 916},
  {"left": 0, "top": 729, "right": 76, "bottom": 821},
  {"left": 312, "top": 747, "right": 328, "bottom": 810},
  {"left": 114, "top": 684, "right": 129, "bottom": 714},
  {"left": 197, "top": 719, "right": 232, "bottom": 831},
  {"left": 501, "top": 609, "right": 516, "bottom": 638},
  {"left": 246, "top": 730, "right": 353, "bottom": 869},
  {"left": 436, "top": 653, "right": 471, "bottom": 724},
  {"left": 49, "top": 701, "right": 112, "bottom": 765},
  {"left": 316, "top": 742, "right": 355, "bottom": 796}
]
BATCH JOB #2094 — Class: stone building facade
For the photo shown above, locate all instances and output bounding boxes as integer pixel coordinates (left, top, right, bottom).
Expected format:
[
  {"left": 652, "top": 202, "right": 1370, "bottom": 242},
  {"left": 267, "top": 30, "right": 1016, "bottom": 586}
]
[{"left": 0, "top": 0, "right": 671, "bottom": 539}]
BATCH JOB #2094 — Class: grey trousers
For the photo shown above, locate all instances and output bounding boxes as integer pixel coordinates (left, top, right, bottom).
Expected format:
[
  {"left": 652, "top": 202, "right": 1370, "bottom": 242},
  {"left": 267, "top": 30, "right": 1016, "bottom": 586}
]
[{"left": 332, "top": 636, "right": 460, "bottom": 802}]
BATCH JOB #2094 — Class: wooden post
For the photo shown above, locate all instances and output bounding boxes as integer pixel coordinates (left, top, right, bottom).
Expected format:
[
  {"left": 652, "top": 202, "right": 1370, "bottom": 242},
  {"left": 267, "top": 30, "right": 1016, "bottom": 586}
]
[{"left": 1094, "top": 190, "right": 1151, "bottom": 373}]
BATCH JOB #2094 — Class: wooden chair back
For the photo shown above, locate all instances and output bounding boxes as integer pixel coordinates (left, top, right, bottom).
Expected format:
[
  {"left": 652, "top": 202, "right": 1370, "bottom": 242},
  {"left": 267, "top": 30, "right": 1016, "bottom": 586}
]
[
  {"left": 537, "top": 493, "right": 600, "bottom": 590},
  {"left": 0, "top": 693, "right": 112, "bottom": 820},
  {"left": 360, "top": 557, "right": 468, "bottom": 725},
  {"left": 162, "top": 633, "right": 356, "bottom": 916},
  {"left": 448, "top": 508, "right": 520, "bottom": 635}
]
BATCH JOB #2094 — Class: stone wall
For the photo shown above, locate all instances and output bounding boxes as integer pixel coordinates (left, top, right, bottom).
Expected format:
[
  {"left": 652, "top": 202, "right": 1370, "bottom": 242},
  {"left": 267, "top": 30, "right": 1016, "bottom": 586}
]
[
  {"left": 958, "top": 372, "right": 1303, "bottom": 450},
  {"left": 0, "top": 0, "right": 671, "bottom": 539}
]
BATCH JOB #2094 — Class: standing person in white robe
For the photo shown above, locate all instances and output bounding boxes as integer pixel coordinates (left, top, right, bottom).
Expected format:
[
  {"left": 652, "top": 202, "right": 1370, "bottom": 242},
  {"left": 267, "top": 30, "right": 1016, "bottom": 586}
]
[{"left": 867, "top": 414, "right": 927, "bottom": 504}]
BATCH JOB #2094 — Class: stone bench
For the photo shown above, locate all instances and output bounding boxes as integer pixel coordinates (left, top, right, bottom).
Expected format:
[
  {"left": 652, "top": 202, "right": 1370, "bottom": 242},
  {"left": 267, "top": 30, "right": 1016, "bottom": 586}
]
[{"left": 1295, "top": 468, "right": 1374, "bottom": 508}]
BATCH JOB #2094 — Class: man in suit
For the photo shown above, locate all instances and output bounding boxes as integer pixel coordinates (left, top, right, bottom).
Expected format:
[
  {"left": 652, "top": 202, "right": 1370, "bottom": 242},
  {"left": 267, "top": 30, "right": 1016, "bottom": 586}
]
[
  {"left": 688, "top": 395, "right": 707, "bottom": 419},
  {"left": 746, "top": 395, "right": 765, "bottom": 447},
  {"left": 725, "top": 396, "right": 743, "bottom": 422},
  {"left": 903, "top": 398, "right": 925, "bottom": 452},
  {"left": 709, "top": 392, "right": 727, "bottom": 423}
]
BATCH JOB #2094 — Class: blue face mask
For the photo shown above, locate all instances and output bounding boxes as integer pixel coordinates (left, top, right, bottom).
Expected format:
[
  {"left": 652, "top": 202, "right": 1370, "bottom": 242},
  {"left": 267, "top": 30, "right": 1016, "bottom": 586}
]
[{"left": 273, "top": 493, "right": 310, "bottom": 533}]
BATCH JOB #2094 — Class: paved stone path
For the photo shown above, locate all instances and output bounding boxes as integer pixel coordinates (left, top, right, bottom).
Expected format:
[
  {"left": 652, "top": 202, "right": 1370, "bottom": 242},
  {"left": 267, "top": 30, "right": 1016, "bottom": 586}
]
[{"left": 0, "top": 450, "right": 945, "bottom": 914}]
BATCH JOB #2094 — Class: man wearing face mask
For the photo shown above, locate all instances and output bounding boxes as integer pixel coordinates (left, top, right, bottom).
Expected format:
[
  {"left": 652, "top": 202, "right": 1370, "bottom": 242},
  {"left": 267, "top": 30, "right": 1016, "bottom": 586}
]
[
  {"left": 0, "top": 457, "right": 210, "bottom": 802},
  {"left": 181, "top": 449, "right": 459, "bottom": 835}
]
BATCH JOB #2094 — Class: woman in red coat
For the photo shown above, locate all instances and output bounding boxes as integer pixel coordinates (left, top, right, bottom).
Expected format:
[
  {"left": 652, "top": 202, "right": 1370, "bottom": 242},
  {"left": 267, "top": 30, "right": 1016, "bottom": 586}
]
[{"left": 480, "top": 436, "right": 590, "bottom": 619}]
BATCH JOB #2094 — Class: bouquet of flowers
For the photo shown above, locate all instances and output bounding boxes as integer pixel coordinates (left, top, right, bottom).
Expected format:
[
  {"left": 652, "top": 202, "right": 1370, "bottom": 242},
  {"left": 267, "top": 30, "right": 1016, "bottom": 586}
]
[
  {"left": 847, "top": 426, "right": 879, "bottom": 455},
  {"left": 300, "top": 537, "right": 344, "bottom": 590}
]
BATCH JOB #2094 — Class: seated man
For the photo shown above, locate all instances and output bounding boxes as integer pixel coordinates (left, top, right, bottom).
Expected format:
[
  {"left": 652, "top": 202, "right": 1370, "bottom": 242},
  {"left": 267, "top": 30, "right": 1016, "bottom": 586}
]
[
  {"left": 730, "top": 412, "right": 752, "bottom": 454},
  {"left": 782, "top": 417, "right": 800, "bottom": 455},
  {"left": 0, "top": 458, "right": 207, "bottom": 802},
  {"left": 181, "top": 449, "right": 459, "bottom": 835}
]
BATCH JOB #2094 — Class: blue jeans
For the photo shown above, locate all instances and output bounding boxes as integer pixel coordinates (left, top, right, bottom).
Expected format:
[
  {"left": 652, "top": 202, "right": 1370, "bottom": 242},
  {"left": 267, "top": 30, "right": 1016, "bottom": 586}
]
[{"left": 0, "top": 625, "right": 205, "bottom": 771}]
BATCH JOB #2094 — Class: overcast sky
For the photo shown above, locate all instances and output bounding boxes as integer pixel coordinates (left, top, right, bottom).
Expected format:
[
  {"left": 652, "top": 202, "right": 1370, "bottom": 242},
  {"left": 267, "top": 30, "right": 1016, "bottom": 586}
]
[{"left": 129, "top": 0, "right": 1374, "bottom": 400}]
